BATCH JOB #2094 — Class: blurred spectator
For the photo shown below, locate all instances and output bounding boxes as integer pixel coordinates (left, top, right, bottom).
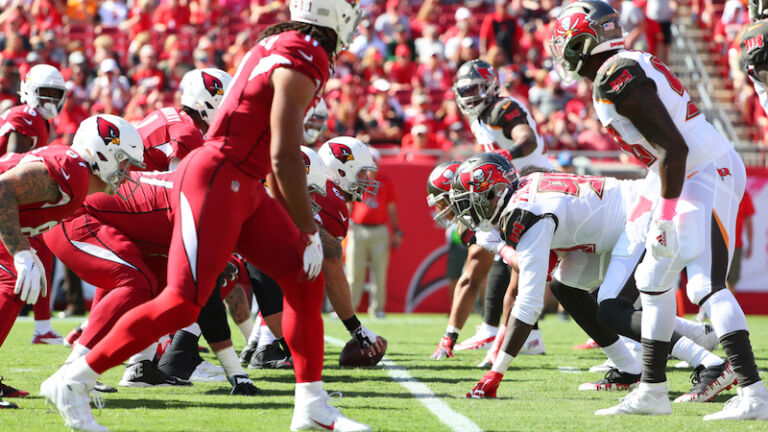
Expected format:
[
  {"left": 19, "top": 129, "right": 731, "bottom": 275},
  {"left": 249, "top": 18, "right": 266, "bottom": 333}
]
[
  {"left": 610, "top": 0, "right": 648, "bottom": 51},
  {"left": 444, "top": 7, "right": 475, "bottom": 64},
  {"left": 159, "top": 37, "right": 194, "bottom": 90},
  {"left": 65, "top": 52, "right": 90, "bottom": 108},
  {"left": 645, "top": 0, "right": 676, "bottom": 63},
  {"left": 124, "top": 0, "right": 153, "bottom": 39},
  {"left": 577, "top": 117, "right": 615, "bottom": 151},
  {"left": 350, "top": 18, "right": 387, "bottom": 59},
  {"left": 130, "top": 44, "right": 165, "bottom": 93},
  {"left": 727, "top": 190, "right": 755, "bottom": 293},
  {"left": 123, "top": 93, "right": 149, "bottom": 123},
  {"left": 416, "top": 51, "right": 452, "bottom": 90},
  {"left": 0, "top": 59, "right": 20, "bottom": 105},
  {"left": 359, "top": 82, "right": 403, "bottom": 145},
  {"left": 37, "top": 30, "right": 67, "bottom": 68},
  {"left": 52, "top": 84, "right": 88, "bottom": 146},
  {"left": 152, "top": 0, "right": 190, "bottom": 34},
  {"left": 65, "top": 0, "right": 98, "bottom": 26},
  {"left": 249, "top": 0, "right": 283, "bottom": 25},
  {"left": 375, "top": 0, "right": 410, "bottom": 45},
  {"left": 400, "top": 123, "right": 450, "bottom": 158},
  {"left": 412, "top": 0, "right": 442, "bottom": 37},
  {"left": 189, "top": 0, "right": 222, "bottom": 30},
  {"left": 97, "top": 0, "right": 129, "bottom": 31},
  {"left": 385, "top": 23, "right": 415, "bottom": 61},
  {"left": 557, "top": 150, "right": 575, "bottom": 173},
  {"left": 414, "top": 24, "right": 444, "bottom": 62},
  {"left": 715, "top": 0, "right": 748, "bottom": 56},
  {"left": 0, "top": 33, "right": 29, "bottom": 67},
  {"left": 386, "top": 44, "right": 417, "bottom": 91},
  {"left": 479, "top": 0, "right": 522, "bottom": 64},
  {"left": 359, "top": 47, "right": 386, "bottom": 82},
  {"left": 528, "top": 70, "right": 567, "bottom": 122},
  {"left": 92, "top": 34, "right": 117, "bottom": 67},
  {"left": 88, "top": 57, "right": 130, "bottom": 111},
  {"left": 31, "top": 0, "right": 66, "bottom": 33},
  {"left": 193, "top": 35, "right": 222, "bottom": 69},
  {"left": 330, "top": 99, "right": 365, "bottom": 138}
]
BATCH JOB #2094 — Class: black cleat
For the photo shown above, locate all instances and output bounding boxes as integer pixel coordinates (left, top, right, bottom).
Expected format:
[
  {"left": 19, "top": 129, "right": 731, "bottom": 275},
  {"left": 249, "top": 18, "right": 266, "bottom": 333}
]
[
  {"left": 229, "top": 375, "right": 262, "bottom": 396},
  {"left": 0, "top": 377, "right": 28, "bottom": 398},
  {"left": 248, "top": 341, "right": 292, "bottom": 370},
  {"left": 578, "top": 368, "right": 640, "bottom": 391},
  {"left": 119, "top": 360, "right": 193, "bottom": 387},
  {"left": 239, "top": 338, "right": 259, "bottom": 366},
  {"left": 93, "top": 381, "right": 118, "bottom": 393},
  {"left": 0, "top": 398, "right": 17, "bottom": 409},
  {"left": 674, "top": 361, "right": 736, "bottom": 402}
]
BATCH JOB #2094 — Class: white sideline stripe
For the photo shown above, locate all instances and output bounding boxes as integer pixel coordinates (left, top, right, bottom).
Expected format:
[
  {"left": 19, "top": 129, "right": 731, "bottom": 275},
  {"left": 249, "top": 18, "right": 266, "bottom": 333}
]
[{"left": 324, "top": 335, "right": 483, "bottom": 432}]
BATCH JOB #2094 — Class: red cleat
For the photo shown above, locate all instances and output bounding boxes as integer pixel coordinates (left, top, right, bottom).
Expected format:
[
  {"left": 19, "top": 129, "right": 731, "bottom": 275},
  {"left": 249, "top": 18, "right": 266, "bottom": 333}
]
[
  {"left": 466, "top": 371, "right": 503, "bottom": 399},
  {"left": 574, "top": 338, "right": 599, "bottom": 350},
  {"left": 0, "top": 378, "right": 29, "bottom": 398},
  {"left": 31, "top": 330, "right": 64, "bottom": 345},
  {"left": 64, "top": 326, "right": 83, "bottom": 347}
]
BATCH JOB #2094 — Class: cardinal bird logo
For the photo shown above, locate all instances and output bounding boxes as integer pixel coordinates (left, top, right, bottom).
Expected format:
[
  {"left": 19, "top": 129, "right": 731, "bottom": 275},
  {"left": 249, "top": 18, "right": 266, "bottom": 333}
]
[
  {"left": 303, "top": 152, "right": 311, "bottom": 174},
  {"left": 202, "top": 71, "right": 224, "bottom": 97},
  {"left": 96, "top": 117, "right": 120, "bottom": 145},
  {"left": 329, "top": 142, "right": 355, "bottom": 163}
]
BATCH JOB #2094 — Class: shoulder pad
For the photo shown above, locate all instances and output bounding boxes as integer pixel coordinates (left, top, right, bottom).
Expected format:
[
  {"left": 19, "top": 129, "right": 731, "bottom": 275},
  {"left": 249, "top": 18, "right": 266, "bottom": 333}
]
[
  {"left": 485, "top": 97, "right": 526, "bottom": 128},
  {"left": 499, "top": 208, "right": 558, "bottom": 248},
  {"left": 593, "top": 56, "right": 655, "bottom": 105},
  {"left": 742, "top": 21, "right": 768, "bottom": 69}
]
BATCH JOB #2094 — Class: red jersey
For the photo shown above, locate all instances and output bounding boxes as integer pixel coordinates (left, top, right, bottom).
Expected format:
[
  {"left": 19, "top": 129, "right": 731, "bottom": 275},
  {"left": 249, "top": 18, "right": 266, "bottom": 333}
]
[
  {"left": 82, "top": 171, "right": 174, "bottom": 256},
  {"left": 207, "top": 30, "right": 330, "bottom": 179},
  {"left": 0, "top": 146, "right": 90, "bottom": 237},
  {"left": 314, "top": 180, "right": 349, "bottom": 240},
  {"left": 350, "top": 175, "right": 397, "bottom": 226},
  {"left": 137, "top": 107, "right": 204, "bottom": 172},
  {"left": 0, "top": 105, "right": 51, "bottom": 154}
]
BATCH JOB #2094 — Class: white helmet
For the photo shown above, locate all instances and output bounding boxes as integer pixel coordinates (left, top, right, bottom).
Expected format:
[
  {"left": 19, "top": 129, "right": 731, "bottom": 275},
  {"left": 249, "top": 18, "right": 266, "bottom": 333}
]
[
  {"left": 71, "top": 115, "right": 145, "bottom": 199},
  {"left": 180, "top": 68, "right": 233, "bottom": 126},
  {"left": 318, "top": 136, "right": 379, "bottom": 203},
  {"left": 301, "top": 146, "right": 328, "bottom": 214},
  {"left": 289, "top": 0, "right": 362, "bottom": 54},
  {"left": 303, "top": 99, "right": 329, "bottom": 145},
  {"left": 20, "top": 64, "right": 66, "bottom": 120}
]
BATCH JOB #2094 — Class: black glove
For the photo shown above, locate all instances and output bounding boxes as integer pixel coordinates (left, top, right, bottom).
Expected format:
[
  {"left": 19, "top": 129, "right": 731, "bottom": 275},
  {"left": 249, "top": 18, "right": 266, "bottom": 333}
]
[{"left": 229, "top": 375, "right": 262, "bottom": 396}]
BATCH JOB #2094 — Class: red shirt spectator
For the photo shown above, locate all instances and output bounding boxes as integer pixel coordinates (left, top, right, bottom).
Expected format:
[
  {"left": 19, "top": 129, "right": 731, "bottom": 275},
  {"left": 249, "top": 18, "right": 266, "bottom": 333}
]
[
  {"left": 127, "top": 0, "right": 154, "bottom": 39},
  {"left": 387, "top": 44, "right": 417, "bottom": 88},
  {"left": 735, "top": 190, "right": 756, "bottom": 249},
  {"left": 350, "top": 175, "right": 397, "bottom": 226},
  {"left": 153, "top": 0, "right": 191, "bottom": 33},
  {"left": 479, "top": 2, "right": 522, "bottom": 63},
  {"left": 31, "top": 0, "right": 64, "bottom": 32}
]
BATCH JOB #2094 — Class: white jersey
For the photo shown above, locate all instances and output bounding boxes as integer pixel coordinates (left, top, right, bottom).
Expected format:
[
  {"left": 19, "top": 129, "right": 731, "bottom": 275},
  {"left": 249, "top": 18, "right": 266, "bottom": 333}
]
[
  {"left": 469, "top": 96, "right": 552, "bottom": 171},
  {"left": 592, "top": 50, "right": 733, "bottom": 175}
]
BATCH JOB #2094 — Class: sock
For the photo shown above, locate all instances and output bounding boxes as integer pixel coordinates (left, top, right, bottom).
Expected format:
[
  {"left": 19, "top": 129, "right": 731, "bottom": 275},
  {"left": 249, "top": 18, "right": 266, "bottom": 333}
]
[
  {"left": 601, "top": 339, "right": 641, "bottom": 375},
  {"left": 66, "top": 357, "right": 100, "bottom": 385},
  {"left": 182, "top": 322, "right": 202, "bottom": 337},
  {"left": 641, "top": 338, "right": 670, "bottom": 383},
  {"left": 491, "top": 352, "right": 514, "bottom": 374},
  {"left": 445, "top": 325, "right": 460, "bottom": 334},
  {"left": 479, "top": 322, "right": 498, "bottom": 337},
  {"left": 295, "top": 380, "right": 324, "bottom": 400},
  {"left": 246, "top": 324, "right": 260, "bottom": 346},
  {"left": 257, "top": 324, "right": 276, "bottom": 349},
  {"left": 80, "top": 319, "right": 89, "bottom": 330},
  {"left": 215, "top": 346, "right": 247, "bottom": 378},
  {"left": 66, "top": 342, "right": 91, "bottom": 364},
  {"left": 34, "top": 319, "right": 53, "bottom": 334},
  {"left": 157, "top": 330, "right": 203, "bottom": 380},
  {"left": 720, "top": 330, "right": 762, "bottom": 388},
  {"left": 743, "top": 381, "right": 768, "bottom": 397},
  {"left": 237, "top": 319, "right": 253, "bottom": 343},
  {"left": 638, "top": 381, "right": 667, "bottom": 394},
  {"left": 673, "top": 317, "right": 701, "bottom": 338},
  {"left": 671, "top": 337, "right": 722, "bottom": 368},
  {"left": 127, "top": 344, "right": 157, "bottom": 365}
]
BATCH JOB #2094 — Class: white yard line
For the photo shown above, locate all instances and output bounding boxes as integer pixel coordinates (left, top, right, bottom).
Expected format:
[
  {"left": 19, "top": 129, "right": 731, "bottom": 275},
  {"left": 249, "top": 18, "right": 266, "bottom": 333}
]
[{"left": 325, "top": 335, "right": 483, "bottom": 432}]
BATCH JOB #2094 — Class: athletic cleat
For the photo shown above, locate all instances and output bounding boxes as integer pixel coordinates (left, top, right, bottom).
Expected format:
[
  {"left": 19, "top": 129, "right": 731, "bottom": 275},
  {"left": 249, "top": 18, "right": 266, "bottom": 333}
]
[
  {"left": 690, "top": 323, "right": 719, "bottom": 352},
  {"left": 579, "top": 368, "right": 640, "bottom": 391},
  {"left": 589, "top": 359, "right": 617, "bottom": 373},
  {"left": 674, "top": 361, "right": 691, "bottom": 369},
  {"left": 0, "top": 377, "right": 29, "bottom": 397},
  {"left": 0, "top": 398, "right": 17, "bottom": 409},
  {"left": 239, "top": 338, "right": 260, "bottom": 366},
  {"left": 93, "top": 382, "right": 117, "bottom": 393},
  {"left": 249, "top": 341, "right": 292, "bottom": 370},
  {"left": 595, "top": 385, "right": 672, "bottom": 416},
  {"left": 291, "top": 389, "right": 371, "bottom": 431},
  {"left": 229, "top": 375, "right": 262, "bottom": 396},
  {"left": 189, "top": 360, "right": 227, "bottom": 383},
  {"left": 518, "top": 330, "right": 545, "bottom": 355},
  {"left": 40, "top": 372, "right": 108, "bottom": 432},
  {"left": 574, "top": 338, "right": 599, "bottom": 350},
  {"left": 119, "top": 360, "right": 192, "bottom": 387},
  {"left": 64, "top": 326, "right": 83, "bottom": 347},
  {"left": 703, "top": 387, "right": 768, "bottom": 420},
  {"left": 674, "top": 362, "right": 736, "bottom": 403},
  {"left": 466, "top": 370, "right": 503, "bottom": 398},
  {"left": 454, "top": 325, "right": 497, "bottom": 351},
  {"left": 32, "top": 330, "right": 64, "bottom": 345}
]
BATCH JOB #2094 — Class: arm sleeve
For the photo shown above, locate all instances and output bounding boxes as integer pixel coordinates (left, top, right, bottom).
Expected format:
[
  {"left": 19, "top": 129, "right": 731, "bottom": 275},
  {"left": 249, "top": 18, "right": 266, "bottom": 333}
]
[
  {"left": 593, "top": 57, "right": 656, "bottom": 105},
  {"left": 510, "top": 218, "right": 555, "bottom": 325}
]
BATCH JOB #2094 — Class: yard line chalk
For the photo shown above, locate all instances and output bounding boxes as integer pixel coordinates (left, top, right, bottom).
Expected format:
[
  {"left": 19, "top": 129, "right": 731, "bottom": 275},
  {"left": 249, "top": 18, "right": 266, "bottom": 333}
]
[{"left": 325, "top": 335, "right": 483, "bottom": 432}]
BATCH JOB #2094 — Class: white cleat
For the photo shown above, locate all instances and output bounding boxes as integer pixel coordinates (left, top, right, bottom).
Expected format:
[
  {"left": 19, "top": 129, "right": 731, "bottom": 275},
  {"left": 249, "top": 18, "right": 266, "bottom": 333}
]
[
  {"left": 454, "top": 324, "right": 497, "bottom": 351},
  {"left": 189, "top": 360, "right": 227, "bottom": 383},
  {"left": 589, "top": 359, "right": 617, "bottom": 373},
  {"left": 518, "top": 330, "right": 545, "bottom": 355},
  {"left": 690, "top": 324, "right": 719, "bottom": 352},
  {"left": 291, "top": 389, "right": 371, "bottom": 432},
  {"left": 595, "top": 385, "right": 672, "bottom": 416},
  {"left": 40, "top": 372, "right": 107, "bottom": 432},
  {"left": 703, "top": 387, "right": 768, "bottom": 421}
]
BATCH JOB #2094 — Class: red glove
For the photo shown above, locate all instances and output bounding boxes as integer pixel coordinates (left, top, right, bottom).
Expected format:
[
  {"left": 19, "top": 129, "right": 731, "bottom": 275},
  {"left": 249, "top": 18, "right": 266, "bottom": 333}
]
[
  {"left": 431, "top": 335, "right": 456, "bottom": 359},
  {"left": 466, "top": 371, "right": 503, "bottom": 399}
]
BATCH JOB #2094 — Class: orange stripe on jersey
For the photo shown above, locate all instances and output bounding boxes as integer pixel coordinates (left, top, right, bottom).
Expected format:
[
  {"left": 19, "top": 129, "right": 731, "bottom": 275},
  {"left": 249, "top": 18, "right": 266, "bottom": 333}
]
[
  {"left": 686, "top": 171, "right": 698, "bottom": 179},
  {"left": 712, "top": 210, "right": 729, "bottom": 250},
  {"left": 594, "top": 98, "right": 614, "bottom": 105}
]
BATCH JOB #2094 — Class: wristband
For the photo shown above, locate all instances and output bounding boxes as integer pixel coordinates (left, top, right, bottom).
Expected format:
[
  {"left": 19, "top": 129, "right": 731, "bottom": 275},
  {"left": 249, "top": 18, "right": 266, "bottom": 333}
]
[
  {"left": 657, "top": 197, "right": 678, "bottom": 221},
  {"left": 342, "top": 315, "right": 362, "bottom": 333},
  {"left": 498, "top": 245, "right": 517, "bottom": 265}
]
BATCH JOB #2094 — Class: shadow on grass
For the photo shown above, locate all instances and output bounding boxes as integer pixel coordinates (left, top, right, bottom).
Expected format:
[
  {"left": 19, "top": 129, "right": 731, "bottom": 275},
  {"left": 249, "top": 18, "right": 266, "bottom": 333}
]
[{"left": 101, "top": 397, "right": 292, "bottom": 410}]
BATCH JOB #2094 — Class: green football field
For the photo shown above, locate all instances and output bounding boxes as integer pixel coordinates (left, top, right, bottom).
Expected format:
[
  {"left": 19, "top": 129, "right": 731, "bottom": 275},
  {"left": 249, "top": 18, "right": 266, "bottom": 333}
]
[{"left": 2, "top": 314, "right": 768, "bottom": 432}]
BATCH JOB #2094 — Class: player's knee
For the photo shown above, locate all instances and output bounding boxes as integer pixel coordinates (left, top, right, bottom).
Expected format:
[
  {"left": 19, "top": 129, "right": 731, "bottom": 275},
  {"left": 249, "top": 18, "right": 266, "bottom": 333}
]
[
  {"left": 597, "top": 298, "right": 632, "bottom": 334},
  {"left": 511, "top": 298, "right": 541, "bottom": 326},
  {"left": 676, "top": 211, "right": 705, "bottom": 262}
]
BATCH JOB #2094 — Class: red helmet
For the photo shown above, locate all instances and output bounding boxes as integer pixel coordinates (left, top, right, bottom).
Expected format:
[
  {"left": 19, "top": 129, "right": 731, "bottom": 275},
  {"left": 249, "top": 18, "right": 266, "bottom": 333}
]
[
  {"left": 450, "top": 153, "right": 517, "bottom": 230},
  {"left": 426, "top": 160, "right": 461, "bottom": 228}
]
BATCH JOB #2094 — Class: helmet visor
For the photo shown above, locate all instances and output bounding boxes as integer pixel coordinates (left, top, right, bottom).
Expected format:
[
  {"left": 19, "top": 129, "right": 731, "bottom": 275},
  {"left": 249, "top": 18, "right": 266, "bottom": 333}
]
[
  {"left": 352, "top": 167, "right": 379, "bottom": 204},
  {"left": 427, "top": 193, "right": 456, "bottom": 228},
  {"left": 38, "top": 87, "right": 66, "bottom": 111}
]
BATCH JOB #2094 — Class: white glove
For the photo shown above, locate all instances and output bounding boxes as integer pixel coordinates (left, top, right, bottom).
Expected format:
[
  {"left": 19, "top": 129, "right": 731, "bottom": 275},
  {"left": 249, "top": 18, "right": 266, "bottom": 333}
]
[
  {"left": 13, "top": 249, "right": 47, "bottom": 305},
  {"left": 301, "top": 230, "right": 323, "bottom": 280},
  {"left": 352, "top": 325, "right": 378, "bottom": 349},
  {"left": 649, "top": 218, "right": 677, "bottom": 259},
  {"left": 474, "top": 229, "right": 504, "bottom": 254}
]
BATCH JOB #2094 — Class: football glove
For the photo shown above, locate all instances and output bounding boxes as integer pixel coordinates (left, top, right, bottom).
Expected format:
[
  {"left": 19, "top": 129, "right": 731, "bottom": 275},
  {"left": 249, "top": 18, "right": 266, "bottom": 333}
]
[
  {"left": 229, "top": 375, "right": 262, "bottom": 396},
  {"left": 13, "top": 249, "right": 46, "bottom": 305},
  {"left": 216, "top": 261, "right": 239, "bottom": 289},
  {"left": 301, "top": 230, "right": 323, "bottom": 280},
  {"left": 649, "top": 218, "right": 677, "bottom": 259},
  {"left": 431, "top": 332, "right": 458, "bottom": 360},
  {"left": 474, "top": 229, "right": 503, "bottom": 254},
  {"left": 352, "top": 325, "right": 384, "bottom": 356},
  {"left": 466, "top": 370, "right": 503, "bottom": 399}
]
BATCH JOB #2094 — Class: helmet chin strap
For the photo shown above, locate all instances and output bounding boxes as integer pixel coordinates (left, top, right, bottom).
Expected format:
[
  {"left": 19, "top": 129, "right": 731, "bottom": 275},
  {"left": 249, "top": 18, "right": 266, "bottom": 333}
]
[{"left": 574, "top": 38, "right": 593, "bottom": 76}]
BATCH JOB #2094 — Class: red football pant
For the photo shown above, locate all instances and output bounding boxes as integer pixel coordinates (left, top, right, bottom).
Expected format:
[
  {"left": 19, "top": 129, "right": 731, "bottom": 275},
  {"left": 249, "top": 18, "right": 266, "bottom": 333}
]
[{"left": 86, "top": 147, "right": 325, "bottom": 382}]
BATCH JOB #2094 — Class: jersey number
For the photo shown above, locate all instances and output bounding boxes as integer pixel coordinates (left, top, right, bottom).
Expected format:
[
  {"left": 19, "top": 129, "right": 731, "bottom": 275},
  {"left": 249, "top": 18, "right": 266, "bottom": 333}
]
[
  {"left": 536, "top": 173, "right": 605, "bottom": 199},
  {"left": 605, "top": 124, "right": 658, "bottom": 167},
  {"left": 650, "top": 57, "right": 684, "bottom": 96}
]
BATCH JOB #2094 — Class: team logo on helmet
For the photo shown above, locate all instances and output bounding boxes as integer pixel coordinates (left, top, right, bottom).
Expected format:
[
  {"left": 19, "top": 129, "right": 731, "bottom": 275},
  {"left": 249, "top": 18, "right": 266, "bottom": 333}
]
[
  {"left": 201, "top": 71, "right": 224, "bottom": 97},
  {"left": 302, "top": 152, "right": 311, "bottom": 174},
  {"left": 96, "top": 117, "right": 120, "bottom": 145},
  {"left": 459, "top": 164, "right": 504, "bottom": 192},
  {"left": 329, "top": 142, "right": 355, "bottom": 163},
  {"left": 553, "top": 12, "right": 597, "bottom": 41},
  {"left": 430, "top": 167, "right": 455, "bottom": 192}
]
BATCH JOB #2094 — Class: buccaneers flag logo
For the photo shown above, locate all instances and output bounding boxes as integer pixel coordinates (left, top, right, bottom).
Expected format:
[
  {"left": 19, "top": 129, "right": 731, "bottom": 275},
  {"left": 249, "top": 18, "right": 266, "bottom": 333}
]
[
  {"left": 553, "top": 12, "right": 597, "bottom": 41},
  {"left": 202, "top": 71, "right": 224, "bottom": 97},
  {"left": 459, "top": 164, "right": 503, "bottom": 192},
  {"left": 429, "top": 167, "right": 455, "bottom": 192},
  {"left": 303, "top": 152, "right": 311, "bottom": 174},
  {"left": 96, "top": 117, "right": 120, "bottom": 145},
  {"left": 329, "top": 142, "right": 355, "bottom": 163}
]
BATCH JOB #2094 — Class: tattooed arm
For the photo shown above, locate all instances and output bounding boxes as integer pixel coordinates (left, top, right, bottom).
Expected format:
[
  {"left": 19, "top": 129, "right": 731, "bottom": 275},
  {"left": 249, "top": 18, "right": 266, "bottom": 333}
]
[
  {"left": 0, "top": 162, "right": 60, "bottom": 256},
  {"left": 319, "top": 227, "right": 355, "bottom": 321},
  {"left": 224, "top": 285, "right": 252, "bottom": 326}
]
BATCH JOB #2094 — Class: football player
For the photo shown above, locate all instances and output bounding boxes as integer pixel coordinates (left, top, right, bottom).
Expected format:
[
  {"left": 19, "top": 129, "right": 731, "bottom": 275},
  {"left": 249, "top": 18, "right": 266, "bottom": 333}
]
[
  {"left": 454, "top": 155, "right": 734, "bottom": 403},
  {"left": 0, "top": 114, "right": 144, "bottom": 410},
  {"left": 744, "top": 4, "right": 768, "bottom": 117},
  {"left": 303, "top": 98, "right": 329, "bottom": 146},
  {"left": 41, "top": 1, "right": 370, "bottom": 431},
  {"left": 549, "top": 1, "right": 766, "bottom": 419}
]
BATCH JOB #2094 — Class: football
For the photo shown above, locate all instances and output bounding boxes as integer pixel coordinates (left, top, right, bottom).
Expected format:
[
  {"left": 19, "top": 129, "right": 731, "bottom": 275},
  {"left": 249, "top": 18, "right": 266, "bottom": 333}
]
[{"left": 339, "top": 337, "right": 387, "bottom": 367}]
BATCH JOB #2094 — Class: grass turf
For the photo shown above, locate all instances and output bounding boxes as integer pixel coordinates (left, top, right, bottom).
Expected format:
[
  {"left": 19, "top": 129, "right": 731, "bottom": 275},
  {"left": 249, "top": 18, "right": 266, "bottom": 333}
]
[{"left": 2, "top": 314, "right": 768, "bottom": 431}]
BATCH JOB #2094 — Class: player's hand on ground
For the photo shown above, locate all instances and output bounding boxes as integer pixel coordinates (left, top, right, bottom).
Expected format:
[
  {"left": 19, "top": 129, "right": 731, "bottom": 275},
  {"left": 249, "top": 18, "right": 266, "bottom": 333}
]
[
  {"left": 229, "top": 375, "right": 262, "bottom": 396},
  {"left": 649, "top": 218, "right": 677, "bottom": 259},
  {"left": 466, "top": 371, "right": 503, "bottom": 399},
  {"left": 301, "top": 230, "right": 323, "bottom": 279},
  {"left": 13, "top": 248, "right": 46, "bottom": 304},
  {"left": 352, "top": 325, "right": 385, "bottom": 356},
  {"left": 431, "top": 335, "right": 456, "bottom": 360}
]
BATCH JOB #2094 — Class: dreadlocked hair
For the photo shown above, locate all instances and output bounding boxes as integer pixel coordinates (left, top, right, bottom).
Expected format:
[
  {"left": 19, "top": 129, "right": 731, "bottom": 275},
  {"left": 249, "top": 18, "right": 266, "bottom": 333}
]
[{"left": 259, "top": 22, "right": 338, "bottom": 64}]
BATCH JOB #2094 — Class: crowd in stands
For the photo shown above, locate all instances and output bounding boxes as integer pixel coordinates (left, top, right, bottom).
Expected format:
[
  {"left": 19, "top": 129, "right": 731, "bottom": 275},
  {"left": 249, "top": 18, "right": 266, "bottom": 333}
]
[{"left": 15, "top": 0, "right": 765, "bottom": 162}]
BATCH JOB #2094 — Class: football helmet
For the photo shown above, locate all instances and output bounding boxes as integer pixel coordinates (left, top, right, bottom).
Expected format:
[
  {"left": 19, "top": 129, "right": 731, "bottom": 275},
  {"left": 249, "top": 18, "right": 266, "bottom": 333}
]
[
  {"left": 71, "top": 115, "right": 145, "bottom": 199},
  {"left": 301, "top": 145, "right": 328, "bottom": 215},
  {"left": 426, "top": 160, "right": 461, "bottom": 228},
  {"left": 453, "top": 60, "right": 499, "bottom": 117},
  {"left": 180, "top": 68, "right": 233, "bottom": 126},
  {"left": 20, "top": 64, "right": 66, "bottom": 120},
  {"left": 548, "top": 0, "right": 624, "bottom": 82},
  {"left": 303, "top": 99, "right": 329, "bottom": 145},
  {"left": 318, "top": 136, "right": 379, "bottom": 203},
  {"left": 450, "top": 152, "right": 517, "bottom": 231},
  {"left": 289, "top": 0, "right": 363, "bottom": 54},
  {"left": 750, "top": 0, "right": 768, "bottom": 20}
]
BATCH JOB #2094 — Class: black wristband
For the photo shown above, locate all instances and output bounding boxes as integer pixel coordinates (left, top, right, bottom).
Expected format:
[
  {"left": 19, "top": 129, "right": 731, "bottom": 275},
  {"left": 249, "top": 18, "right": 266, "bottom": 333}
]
[
  {"left": 508, "top": 144, "right": 525, "bottom": 160},
  {"left": 445, "top": 331, "right": 459, "bottom": 343},
  {"left": 342, "top": 315, "right": 362, "bottom": 333}
]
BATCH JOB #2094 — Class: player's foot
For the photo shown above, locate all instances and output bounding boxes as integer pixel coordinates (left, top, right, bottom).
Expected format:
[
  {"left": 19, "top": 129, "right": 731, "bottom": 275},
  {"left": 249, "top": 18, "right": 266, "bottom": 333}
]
[
  {"left": 466, "top": 371, "right": 503, "bottom": 399},
  {"left": 594, "top": 385, "right": 672, "bottom": 416},
  {"left": 518, "top": 330, "right": 545, "bottom": 355},
  {"left": 674, "top": 361, "right": 691, "bottom": 369},
  {"left": 454, "top": 324, "right": 497, "bottom": 351},
  {"left": 118, "top": 360, "right": 192, "bottom": 387},
  {"left": 703, "top": 387, "right": 768, "bottom": 420},
  {"left": 189, "top": 360, "right": 227, "bottom": 383},
  {"left": 32, "top": 330, "right": 64, "bottom": 345},
  {"left": 0, "top": 377, "right": 29, "bottom": 397},
  {"left": 40, "top": 372, "right": 108, "bottom": 432},
  {"left": 589, "top": 359, "right": 617, "bottom": 373},
  {"left": 93, "top": 382, "right": 117, "bottom": 393},
  {"left": 579, "top": 368, "right": 640, "bottom": 391},
  {"left": 64, "top": 326, "right": 83, "bottom": 347},
  {"left": 248, "top": 341, "right": 292, "bottom": 369},
  {"left": 690, "top": 323, "right": 719, "bottom": 351},
  {"left": 229, "top": 375, "right": 262, "bottom": 396},
  {"left": 574, "top": 338, "right": 599, "bottom": 350},
  {"left": 291, "top": 388, "right": 370, "bottom": 431},
  {"left": 0, "top": 398, "right": 17, "bottom": 409},
  {"left": 675, "top": 362, "right": 736, "bottom": 403},
  {"left": 239, "top": 338, "right": 259, "bottom": 366}
]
